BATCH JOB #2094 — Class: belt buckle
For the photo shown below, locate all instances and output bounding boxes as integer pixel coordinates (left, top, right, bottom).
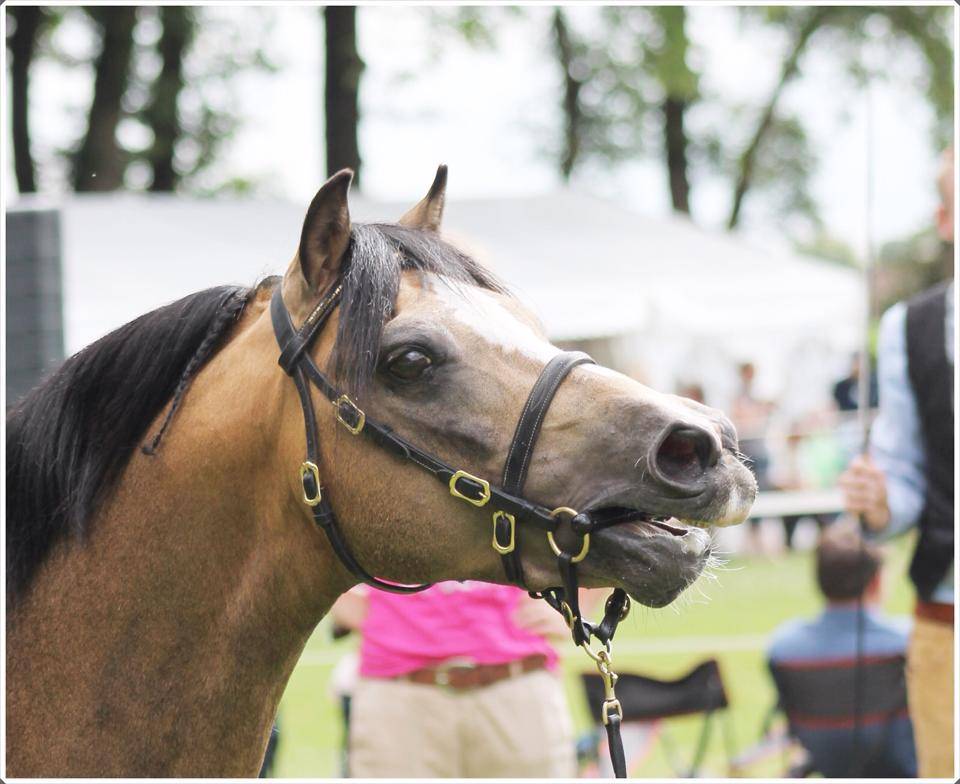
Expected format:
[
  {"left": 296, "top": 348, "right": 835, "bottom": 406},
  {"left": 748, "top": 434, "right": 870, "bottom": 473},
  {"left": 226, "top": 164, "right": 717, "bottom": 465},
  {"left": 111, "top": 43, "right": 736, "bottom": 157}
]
[{"left": 434, "top": 657, "right": 476, "bottom": 689}]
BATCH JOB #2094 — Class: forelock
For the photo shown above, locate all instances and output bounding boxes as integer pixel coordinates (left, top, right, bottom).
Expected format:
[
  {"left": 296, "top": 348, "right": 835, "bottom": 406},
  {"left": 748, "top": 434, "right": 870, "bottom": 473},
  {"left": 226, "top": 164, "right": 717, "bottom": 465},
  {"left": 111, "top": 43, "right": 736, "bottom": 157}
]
[{"left": 329, "top": 223, "right": 506, "bottom": 395}]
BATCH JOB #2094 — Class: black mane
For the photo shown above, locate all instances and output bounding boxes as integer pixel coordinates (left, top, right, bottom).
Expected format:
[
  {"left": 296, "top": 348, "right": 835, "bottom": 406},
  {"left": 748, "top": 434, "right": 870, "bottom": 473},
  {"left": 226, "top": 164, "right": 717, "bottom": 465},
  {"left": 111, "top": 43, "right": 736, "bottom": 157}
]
[
  {"left": 5, "top": 221, "right": 502, "bottom": 603},
  {"left": 6, "top": 285, "right": 254, "bottom": 602}
]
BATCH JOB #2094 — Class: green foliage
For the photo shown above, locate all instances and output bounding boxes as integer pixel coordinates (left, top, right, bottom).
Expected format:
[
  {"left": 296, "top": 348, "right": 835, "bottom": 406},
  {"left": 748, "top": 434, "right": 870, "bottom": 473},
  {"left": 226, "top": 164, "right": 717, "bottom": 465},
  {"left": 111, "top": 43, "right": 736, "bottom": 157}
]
[
  {"left": 128, "top": 6, "right": 276, "bottom": 192},
  {"left": 795, "top": 230, "right": 860, "bottom": 268},
  {"left": 551, "top": 4, "right": 952, "bottom": 232},
  {"left": 645, "top": 6, "right": 699, "bottom": 102},
  {"left": 731, "top": 5, "right": 955, "bottom": 227},
  {"left": 877, "top": 229, "right": 951, "bottom": 313},
  {"left": 19, "top": 5, "right": 275, "bottom": 194},
  {"left": 424, "top": 6, "right": 526, "bottom": 57},
  {"left": 558, "top": 6, "right": 701, "bottom": 166},
  {"left": 727, "top": 110, "right": 821, "bottom": 232}
]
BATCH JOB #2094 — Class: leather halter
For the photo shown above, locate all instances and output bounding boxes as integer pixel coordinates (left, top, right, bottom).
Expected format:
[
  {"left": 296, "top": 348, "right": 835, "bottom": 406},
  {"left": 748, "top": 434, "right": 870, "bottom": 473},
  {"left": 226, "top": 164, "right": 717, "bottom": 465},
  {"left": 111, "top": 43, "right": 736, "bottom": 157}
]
[
  {"left": 271, "top": 277, "right": 631, "bottom": 776},
  {"left": 270, "top": 279, "right": 600, "bottom": 591}
]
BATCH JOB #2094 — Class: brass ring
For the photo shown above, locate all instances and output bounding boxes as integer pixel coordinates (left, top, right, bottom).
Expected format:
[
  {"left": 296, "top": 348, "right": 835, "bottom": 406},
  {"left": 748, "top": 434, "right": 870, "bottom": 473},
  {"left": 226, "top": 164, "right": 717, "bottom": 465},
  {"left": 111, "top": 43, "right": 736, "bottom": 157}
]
[
  {"left": 547, "top": 506, "right": 589, "bottom": 563},
  {"left": 546, "top": 530, "right": 590, "bottom": 563}
]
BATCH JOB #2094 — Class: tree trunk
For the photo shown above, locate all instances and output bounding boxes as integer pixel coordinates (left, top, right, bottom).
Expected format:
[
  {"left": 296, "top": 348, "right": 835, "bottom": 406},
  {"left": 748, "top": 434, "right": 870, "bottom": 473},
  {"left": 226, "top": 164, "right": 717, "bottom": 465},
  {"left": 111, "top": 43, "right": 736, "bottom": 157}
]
[
  {"left": 663, "top": 97, "right": 690, "bottom": 214},
  {"left": 144, "top": 7, "right": 193, "bottom": 192},
  {"left": 72, "top": 7, "right": 138, "bottom": 192},
  {"left": 727, "top": 8, "right": 829, "bottom": 229},
  {"left": 552, "top": 8, "right": 583, "bottom": 182},
  {"left": 324, "top": 6, "right": 363, "bottom": 187},
  {"left": 8, "top": 6, "right": 44, "bottom": 193},
  {"left": 653, "top": 6, "right": 693, "bottom": 215}
]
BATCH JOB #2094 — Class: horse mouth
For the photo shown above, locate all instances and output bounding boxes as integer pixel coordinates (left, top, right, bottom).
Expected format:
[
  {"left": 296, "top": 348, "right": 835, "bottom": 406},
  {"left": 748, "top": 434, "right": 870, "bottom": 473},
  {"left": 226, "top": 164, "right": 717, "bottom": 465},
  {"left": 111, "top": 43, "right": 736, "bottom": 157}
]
[{"left": 582, "top": 507, "right": 713, "bottom": 608}]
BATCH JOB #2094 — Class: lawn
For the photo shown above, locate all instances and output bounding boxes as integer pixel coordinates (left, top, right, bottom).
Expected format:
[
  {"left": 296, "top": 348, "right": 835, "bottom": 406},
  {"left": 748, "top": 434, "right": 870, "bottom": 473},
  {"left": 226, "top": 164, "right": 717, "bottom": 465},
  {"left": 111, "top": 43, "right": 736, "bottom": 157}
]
[{"left": 271, "top": 534, "right": 916, "bottom": 778}]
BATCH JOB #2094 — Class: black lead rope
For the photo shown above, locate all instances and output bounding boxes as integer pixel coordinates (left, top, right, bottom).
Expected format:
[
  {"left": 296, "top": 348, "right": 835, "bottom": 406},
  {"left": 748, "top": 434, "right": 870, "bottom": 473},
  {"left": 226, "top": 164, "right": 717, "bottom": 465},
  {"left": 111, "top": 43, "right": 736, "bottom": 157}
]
[{"left": 271, "top": 281, "right": 630, "bottom": 777}]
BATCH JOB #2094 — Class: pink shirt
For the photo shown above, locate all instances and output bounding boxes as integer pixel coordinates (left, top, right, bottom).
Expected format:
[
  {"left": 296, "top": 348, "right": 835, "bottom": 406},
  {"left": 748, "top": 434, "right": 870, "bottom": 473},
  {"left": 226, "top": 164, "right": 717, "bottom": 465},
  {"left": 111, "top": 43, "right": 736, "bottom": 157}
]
[{"left": 357, "top": 581, "right": 559, "bottom": 678}]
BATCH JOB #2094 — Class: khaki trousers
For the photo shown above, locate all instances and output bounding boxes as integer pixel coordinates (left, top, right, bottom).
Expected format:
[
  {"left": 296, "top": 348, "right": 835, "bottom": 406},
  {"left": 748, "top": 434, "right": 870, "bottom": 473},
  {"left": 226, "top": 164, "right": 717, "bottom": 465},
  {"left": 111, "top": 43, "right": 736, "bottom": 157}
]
[
  {"left": 906, "top": 615, "right": 955, "bottom": 778},
  {"left": 349, "top": 669, "right": 576, "bottom": 778}
]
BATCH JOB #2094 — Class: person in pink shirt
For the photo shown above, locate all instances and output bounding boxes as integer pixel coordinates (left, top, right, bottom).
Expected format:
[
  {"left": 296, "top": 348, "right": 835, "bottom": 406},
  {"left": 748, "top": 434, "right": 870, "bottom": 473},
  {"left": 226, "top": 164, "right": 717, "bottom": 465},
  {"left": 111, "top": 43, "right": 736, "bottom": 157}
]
[{"left": 330, "top": 581, "right": 575, "bottom": 777}]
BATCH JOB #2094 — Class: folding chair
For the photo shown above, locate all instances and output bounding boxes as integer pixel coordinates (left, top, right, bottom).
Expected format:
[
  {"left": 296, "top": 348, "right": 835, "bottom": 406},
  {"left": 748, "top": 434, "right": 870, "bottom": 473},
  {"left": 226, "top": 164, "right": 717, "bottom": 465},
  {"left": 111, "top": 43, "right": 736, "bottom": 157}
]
[
  {"left": 581, "top": 658, "right": 734, "bottom": 777},
  {"left": 768, "top": 653, "right": 915, "bottom": 778}
]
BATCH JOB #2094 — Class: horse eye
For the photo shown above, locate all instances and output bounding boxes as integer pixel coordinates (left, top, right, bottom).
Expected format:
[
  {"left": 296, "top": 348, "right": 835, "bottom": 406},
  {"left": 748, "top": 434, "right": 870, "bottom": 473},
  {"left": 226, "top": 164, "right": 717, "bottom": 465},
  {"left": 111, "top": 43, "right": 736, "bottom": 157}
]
[{"left": 388, "top": 349, "right": 432, "bottom": 381}]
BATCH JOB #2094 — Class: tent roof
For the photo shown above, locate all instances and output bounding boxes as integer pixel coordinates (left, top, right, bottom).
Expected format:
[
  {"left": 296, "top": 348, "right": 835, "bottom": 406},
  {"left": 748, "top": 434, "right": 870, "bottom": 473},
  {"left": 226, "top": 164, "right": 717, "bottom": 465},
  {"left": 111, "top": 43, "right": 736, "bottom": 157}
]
[{"left": 13, "top": 190, "right": 864, "bottom": 354}]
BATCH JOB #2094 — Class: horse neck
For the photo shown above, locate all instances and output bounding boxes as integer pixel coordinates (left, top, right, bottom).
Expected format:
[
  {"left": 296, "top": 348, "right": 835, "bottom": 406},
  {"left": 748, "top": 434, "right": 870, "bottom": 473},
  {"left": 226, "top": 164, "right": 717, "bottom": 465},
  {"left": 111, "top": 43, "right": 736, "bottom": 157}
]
[{"left": 6, "top": 312, "right": 350, "bottom": 776}]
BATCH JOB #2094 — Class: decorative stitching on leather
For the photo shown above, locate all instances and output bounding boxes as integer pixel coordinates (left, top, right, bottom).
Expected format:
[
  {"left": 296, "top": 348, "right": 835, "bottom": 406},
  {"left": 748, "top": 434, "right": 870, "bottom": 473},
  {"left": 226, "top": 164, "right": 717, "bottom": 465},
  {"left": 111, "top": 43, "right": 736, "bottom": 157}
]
[
  {"left": 513, "top": 354, "right": 591, "bottom": 491},
  {"left": 503, "top": 363, "right": 545, "bottom": 489},
  {"left": 516, "top": 366, "right": 565, "bottom": 487}
]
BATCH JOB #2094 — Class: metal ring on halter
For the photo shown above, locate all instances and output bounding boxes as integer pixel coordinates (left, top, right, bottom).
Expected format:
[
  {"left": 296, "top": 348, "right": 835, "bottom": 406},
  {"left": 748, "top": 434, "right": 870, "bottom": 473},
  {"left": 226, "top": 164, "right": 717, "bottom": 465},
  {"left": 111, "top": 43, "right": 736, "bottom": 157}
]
[{"left": 547, "top": 506, "right": 590, "bottom": 562}]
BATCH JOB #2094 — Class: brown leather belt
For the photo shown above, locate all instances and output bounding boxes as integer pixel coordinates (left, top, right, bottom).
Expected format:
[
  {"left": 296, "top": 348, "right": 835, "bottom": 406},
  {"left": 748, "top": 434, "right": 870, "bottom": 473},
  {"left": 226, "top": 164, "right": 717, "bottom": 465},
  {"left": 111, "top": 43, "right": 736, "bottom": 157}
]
[
  {"left": 402, "top": 653, "right": 548, "bottom": 690},
  {"left": 915, "top": 600, "right": 954, "bottom": 625}
]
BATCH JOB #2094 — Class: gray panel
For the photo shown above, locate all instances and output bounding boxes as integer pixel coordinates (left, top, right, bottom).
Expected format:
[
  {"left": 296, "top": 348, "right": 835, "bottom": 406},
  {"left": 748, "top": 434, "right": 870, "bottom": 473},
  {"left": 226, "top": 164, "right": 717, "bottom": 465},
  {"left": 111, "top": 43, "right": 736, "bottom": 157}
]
[{"left": 5, "top": 208, "right": 65, "bottom": 406}]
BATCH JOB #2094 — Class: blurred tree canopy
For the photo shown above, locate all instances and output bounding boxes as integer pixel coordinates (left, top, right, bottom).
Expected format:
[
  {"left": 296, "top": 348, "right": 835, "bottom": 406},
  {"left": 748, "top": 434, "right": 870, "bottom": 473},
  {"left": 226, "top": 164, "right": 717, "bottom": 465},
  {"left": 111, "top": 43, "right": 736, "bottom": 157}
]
[
  {"left": 6, "top": 5, "right": 273, "bottom": 194},
  {"left": 552, "top": 6, "right": 700, "bottom": 214},
  {"left": 727, "top": 5, "right": 953, "bottom": 230},
  {"left": 546, "top": 5, "right": 952, "bottom": 234},
  {"left": 6, "top": 1, "right": 952, "bottom": 260}
]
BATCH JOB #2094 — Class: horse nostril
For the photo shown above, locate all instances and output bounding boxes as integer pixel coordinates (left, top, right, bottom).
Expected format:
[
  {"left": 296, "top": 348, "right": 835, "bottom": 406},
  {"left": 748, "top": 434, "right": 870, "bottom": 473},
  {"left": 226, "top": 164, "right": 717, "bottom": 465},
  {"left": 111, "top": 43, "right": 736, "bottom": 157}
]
[{"left": 653, "top": 425, "right": 720, "bottom": 484}]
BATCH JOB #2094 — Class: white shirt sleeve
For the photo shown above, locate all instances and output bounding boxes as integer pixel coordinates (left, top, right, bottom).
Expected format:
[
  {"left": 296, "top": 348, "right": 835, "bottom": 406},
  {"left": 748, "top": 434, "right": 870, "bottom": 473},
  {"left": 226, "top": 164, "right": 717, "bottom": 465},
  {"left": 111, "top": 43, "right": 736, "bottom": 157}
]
[{"left": 868, "top": 302, "right": 927, "bottom": 536}]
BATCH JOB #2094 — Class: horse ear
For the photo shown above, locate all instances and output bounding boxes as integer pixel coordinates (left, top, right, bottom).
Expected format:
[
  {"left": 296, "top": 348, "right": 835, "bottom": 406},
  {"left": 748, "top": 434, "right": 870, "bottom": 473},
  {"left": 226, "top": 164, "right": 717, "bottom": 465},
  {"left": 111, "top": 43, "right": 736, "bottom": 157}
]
[
  {"left": 398, "top": 165, "right": 447, "bottom": 232},
  {"left": 298, "top": 169, "right": 353, "bottom": 290}
]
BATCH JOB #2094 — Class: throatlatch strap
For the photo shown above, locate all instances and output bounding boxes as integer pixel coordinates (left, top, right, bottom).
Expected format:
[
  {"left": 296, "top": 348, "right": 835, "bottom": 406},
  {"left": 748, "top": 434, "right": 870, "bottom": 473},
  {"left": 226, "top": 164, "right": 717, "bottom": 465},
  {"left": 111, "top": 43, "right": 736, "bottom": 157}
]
[{"left": 291, "top": 357, "right": 430, "bottom": 594}]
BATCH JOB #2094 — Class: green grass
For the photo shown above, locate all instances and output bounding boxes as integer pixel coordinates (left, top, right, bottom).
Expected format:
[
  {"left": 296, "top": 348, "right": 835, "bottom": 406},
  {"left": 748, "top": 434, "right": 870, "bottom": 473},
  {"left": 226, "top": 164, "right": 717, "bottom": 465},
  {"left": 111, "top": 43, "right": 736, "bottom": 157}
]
[{"left": 271, "top": 535, "right": 916, "bottom": 778}]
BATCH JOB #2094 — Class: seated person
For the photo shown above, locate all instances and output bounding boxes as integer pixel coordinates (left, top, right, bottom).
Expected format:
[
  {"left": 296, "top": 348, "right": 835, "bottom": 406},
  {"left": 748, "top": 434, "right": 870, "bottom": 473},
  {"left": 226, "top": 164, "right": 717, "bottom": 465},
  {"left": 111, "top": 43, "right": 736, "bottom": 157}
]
[
  {"left": 767, "top": 522, "right": 916, "bottom": 777},
  {"left": 330, "top": 581, "right": 575, "bottom": 778}
]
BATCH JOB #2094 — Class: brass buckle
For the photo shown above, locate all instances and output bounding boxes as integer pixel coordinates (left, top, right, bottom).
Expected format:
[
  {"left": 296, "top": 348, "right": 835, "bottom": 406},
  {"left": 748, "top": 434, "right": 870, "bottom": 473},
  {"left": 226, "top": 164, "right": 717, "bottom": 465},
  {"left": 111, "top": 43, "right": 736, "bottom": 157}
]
[
  {"left": 449, "top": 470, "right": 491, "bottom": 507},
  {"left": 299, "top": 461, "right": 323, "bottom": 507},
  {"left": 491, "top": 511, "right": 516, "bottom": 554},
  {"left": 547, "top": 506, "right": 590, "bottom": 563},
  {"left": 333, "top": 394, "right": 365, "bottom": 435},
  {"left": 432, "top": 657, "right": 476, "bottom": 689}
]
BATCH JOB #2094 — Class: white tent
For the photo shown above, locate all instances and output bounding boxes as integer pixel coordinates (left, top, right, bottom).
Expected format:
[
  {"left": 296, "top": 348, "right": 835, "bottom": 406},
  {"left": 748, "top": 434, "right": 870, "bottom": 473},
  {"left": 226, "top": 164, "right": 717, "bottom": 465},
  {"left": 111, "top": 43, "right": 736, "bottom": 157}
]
[{"left": 33, "top": 190, "right": 863, "bottom": 414}]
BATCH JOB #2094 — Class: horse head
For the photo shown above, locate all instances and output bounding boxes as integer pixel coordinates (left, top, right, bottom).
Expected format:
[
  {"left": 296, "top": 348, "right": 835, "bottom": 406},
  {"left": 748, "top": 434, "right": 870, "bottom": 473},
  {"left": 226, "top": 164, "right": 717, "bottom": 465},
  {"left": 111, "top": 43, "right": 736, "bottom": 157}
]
[
  {"left": 275, "top": 166, "right": 757, "bottom": 609},
  {"left": 6, "top": 165, "right": 756, "bottom": 777}
]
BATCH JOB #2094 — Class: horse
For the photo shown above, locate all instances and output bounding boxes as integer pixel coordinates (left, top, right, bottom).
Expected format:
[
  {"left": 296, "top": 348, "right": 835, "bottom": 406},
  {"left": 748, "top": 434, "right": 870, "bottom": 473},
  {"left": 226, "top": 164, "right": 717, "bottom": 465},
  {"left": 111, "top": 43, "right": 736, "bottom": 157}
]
[{"left": 5, "top": 166, "right": 757, "bottom": 777}]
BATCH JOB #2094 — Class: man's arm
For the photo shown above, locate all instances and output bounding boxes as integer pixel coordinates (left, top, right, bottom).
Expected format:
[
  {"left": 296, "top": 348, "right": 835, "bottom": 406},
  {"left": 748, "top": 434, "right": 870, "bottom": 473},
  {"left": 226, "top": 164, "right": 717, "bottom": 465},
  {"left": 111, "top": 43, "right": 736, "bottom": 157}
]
[
  {"left": 330, "top": 585, "right": 369, "bottom": 632},
  {"left": 839, "top": 303, "right": 927, "bottom": 533}
]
